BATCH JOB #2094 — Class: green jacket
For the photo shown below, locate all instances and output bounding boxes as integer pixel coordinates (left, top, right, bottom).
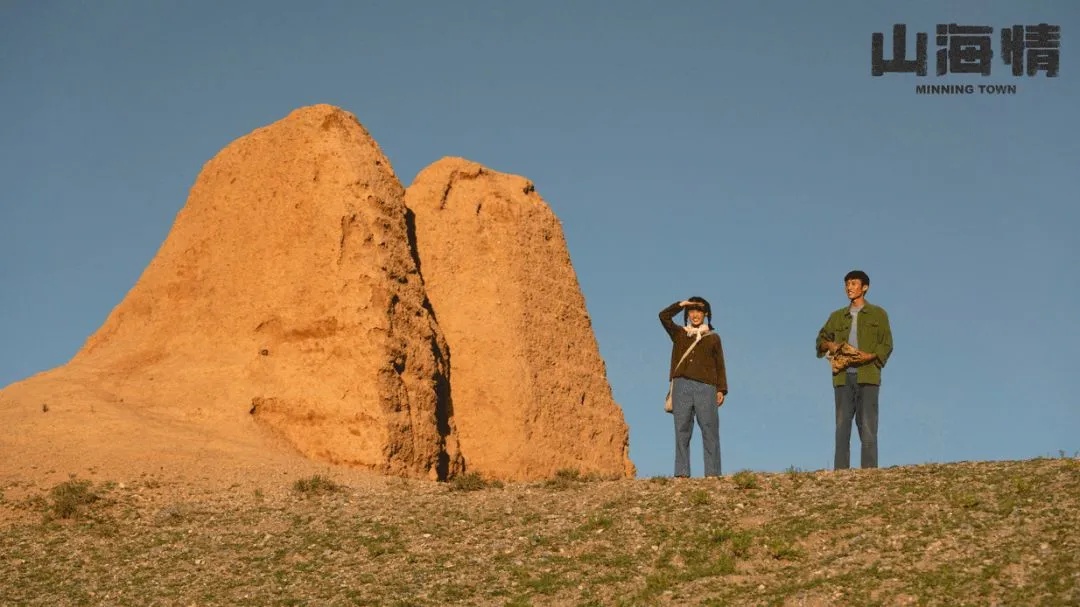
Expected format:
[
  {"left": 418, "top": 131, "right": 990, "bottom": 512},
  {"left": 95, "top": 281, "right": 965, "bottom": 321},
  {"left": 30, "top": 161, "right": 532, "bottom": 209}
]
[{"left": 815, "top": 302, "right": 893, "bottom": 386}]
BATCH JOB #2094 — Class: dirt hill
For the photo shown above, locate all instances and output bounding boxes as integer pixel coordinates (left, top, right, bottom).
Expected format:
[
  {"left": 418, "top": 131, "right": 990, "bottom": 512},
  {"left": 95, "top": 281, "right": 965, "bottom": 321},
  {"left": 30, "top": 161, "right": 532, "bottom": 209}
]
[{"left": 1, "top": 457, "right": 1076, "bottom": 606}]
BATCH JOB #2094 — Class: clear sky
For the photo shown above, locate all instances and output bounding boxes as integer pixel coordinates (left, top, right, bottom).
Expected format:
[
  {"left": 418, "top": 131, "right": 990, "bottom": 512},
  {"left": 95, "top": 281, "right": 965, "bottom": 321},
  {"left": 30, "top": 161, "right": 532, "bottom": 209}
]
[{"left": 2, "top": 1, "right": 1077, "bottom": 478}]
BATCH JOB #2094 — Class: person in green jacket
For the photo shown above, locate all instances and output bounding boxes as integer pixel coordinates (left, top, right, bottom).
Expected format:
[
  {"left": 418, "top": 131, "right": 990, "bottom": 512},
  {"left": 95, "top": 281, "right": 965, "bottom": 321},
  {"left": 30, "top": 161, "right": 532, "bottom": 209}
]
[{"left": 816, "top": 270, "right": 893, "bottom": 469}]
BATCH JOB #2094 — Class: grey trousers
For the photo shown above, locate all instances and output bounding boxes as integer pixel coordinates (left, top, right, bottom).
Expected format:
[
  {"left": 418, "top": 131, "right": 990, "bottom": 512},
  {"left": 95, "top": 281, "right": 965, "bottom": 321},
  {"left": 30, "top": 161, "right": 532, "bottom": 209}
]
[
  {"left": 834, "top": 375, "right": 879, "bottom": 469},
  {"left": 672, "top": 377, "right": 721, "bottom": 477}
]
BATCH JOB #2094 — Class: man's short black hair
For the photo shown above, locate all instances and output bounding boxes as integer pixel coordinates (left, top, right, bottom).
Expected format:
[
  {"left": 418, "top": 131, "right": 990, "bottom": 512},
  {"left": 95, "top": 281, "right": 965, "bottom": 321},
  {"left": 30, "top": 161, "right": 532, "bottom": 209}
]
[{"left": 844, "top": 270, "right": 870, "bottom": 287}]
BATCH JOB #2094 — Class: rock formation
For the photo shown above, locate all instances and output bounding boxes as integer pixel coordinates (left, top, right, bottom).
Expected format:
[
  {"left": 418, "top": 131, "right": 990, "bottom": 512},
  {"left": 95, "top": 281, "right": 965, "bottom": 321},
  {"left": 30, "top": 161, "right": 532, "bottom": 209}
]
[
  {"left": 0, "top": 105, "right": 635, "bottom": 484},
  {"left": 404, "top": 158, "right": 635, "bottom": 481},
  {"left": 2, "top": 105, "right": 462, "bottom": 481}
]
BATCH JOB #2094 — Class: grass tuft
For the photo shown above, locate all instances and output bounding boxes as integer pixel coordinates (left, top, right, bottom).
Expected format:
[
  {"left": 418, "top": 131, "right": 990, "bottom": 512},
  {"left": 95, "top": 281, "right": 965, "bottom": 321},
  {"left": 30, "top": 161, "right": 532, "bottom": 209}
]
[
  {"left": 292, "top": 475, "right": 343, "bottom": 496},
  {"left": 542, "top": 468, "right": 601, "bottom": 490},
  {"left": 689, "top": 489, "right": 710, "bottom": 505},
  {"left": 47, "top": 478, "right": 102, "bottom": 520},
  {"left": 731, "top": 469, "right": 759, "bottom": 490},
  {"left": 449, "top": 472, "right": 503, "bottom": 492}
]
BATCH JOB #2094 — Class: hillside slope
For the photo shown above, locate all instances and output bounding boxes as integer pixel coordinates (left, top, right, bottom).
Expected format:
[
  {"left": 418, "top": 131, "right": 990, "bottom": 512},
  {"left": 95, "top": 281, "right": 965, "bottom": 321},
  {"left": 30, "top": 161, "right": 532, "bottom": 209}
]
[{"left": 2, "top": 457, "right": 1077, "bottom": 606}]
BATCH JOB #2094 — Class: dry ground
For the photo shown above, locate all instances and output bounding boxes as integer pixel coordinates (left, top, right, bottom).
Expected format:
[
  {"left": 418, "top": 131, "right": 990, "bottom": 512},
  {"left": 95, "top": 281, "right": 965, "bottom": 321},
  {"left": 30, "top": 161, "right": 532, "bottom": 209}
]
[{"left": 2, "top": 457, "right": 1077, "bottom": 606}]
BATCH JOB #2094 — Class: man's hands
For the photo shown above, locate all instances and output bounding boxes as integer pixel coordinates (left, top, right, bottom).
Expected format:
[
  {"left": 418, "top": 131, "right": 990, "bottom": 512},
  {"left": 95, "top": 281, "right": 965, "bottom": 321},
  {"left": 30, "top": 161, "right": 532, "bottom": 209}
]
[
  {"left": 717, "top": 392, "right": 725, "bottom": 407},
  {"left": 821, "top": 341, "right": 875, "bottom": 364},
  {"left": 853, "top": 350, "right": 877, "bottom": 364}
]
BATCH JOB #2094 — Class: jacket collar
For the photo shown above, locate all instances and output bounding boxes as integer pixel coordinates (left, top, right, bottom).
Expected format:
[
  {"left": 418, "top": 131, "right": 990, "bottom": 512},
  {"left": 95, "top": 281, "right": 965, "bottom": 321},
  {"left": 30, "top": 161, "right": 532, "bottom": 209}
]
[{"left": 848, "top": 300, "right": 876, "bottom": 313}]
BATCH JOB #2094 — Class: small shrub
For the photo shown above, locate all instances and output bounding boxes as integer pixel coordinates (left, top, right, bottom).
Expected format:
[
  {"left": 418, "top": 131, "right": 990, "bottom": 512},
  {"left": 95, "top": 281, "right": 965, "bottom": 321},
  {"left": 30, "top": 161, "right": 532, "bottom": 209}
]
[
  {"left": 689, "top": 489, "right": 710, "bottom": 506},
  {"left": 449, "top": 472, "right": 502, "bottom": 492},
  {"left": 648, "top": 476, "right": 670, "bottom": 485},
  {"left": 292, "top": 475, "right": 343, "bottom": 496},
  {"left": 555, "top": 468, "right": 583, "bottom": 481},
  {"left": 48, "top": 478, "right": 101, "bottom": 520},
  {"left": 542, "top": 468, "right": 592, "bottom": 490},
  {"left": 732, "top": 470, "right": 759, "bottom": 491}
]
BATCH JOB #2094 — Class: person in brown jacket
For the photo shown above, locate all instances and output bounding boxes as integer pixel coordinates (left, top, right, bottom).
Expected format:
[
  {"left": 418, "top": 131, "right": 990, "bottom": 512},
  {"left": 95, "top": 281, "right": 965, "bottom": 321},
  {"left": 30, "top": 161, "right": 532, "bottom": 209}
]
[{"left": 660, "top": 296, "right": 728, "bottom": 477}]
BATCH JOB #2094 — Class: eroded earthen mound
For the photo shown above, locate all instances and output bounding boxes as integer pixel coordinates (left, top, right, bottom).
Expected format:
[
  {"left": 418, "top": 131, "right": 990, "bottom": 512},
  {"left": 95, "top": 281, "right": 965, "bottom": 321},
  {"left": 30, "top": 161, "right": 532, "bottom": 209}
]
[
  {"left": 0, "top": 106, "right": 635, "bottom": 485},
  {"left": 1, "top": 105, "right": 462, "bottom": 481},
  {"left": 405, "top": 158, "right": 635, "bottom": 481}
]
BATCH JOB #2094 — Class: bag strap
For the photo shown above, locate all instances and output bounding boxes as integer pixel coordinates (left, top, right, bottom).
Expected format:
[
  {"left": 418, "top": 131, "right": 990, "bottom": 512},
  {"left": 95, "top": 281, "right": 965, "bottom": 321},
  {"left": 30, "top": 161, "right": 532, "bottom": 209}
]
[{"left": 671, "top": 331, "right": 709, "bottom": 377}]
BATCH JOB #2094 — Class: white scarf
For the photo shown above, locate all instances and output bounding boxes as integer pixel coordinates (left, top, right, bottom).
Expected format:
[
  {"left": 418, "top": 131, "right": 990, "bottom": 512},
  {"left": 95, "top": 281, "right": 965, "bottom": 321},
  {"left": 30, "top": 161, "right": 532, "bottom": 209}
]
[{"left": 683, "top": 323, "right": 712, "bottom": 340}]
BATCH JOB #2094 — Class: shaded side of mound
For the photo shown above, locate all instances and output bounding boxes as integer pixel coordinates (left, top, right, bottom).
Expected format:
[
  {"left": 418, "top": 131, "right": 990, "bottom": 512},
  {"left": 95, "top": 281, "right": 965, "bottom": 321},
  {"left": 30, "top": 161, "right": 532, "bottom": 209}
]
[
  {"left": 405, "top": 158, "right": 635, "bottom": 481},
  {"left": 4, "top": 105, "right": 462, "bottom": 480}
]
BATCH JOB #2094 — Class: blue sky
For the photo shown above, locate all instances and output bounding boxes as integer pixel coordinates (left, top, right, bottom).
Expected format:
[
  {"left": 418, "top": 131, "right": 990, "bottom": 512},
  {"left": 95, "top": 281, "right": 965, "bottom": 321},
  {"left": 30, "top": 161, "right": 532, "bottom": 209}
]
[{"left": 2, "top": 1, "right": 1077, "bottom": 478}]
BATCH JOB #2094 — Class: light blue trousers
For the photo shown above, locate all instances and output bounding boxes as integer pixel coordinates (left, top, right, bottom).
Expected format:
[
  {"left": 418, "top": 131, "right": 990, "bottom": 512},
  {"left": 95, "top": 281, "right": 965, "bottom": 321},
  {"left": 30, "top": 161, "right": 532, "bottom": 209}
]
[{"left": 672, "top": 377, "right": 721, "bottom": 477}]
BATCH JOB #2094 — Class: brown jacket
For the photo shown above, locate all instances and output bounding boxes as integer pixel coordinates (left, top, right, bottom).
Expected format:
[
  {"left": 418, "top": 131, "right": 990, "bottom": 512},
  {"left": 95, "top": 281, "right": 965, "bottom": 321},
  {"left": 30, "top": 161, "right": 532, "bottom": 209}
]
[{"left": 659, "top": 302, "right": 728, "bottom": 394}]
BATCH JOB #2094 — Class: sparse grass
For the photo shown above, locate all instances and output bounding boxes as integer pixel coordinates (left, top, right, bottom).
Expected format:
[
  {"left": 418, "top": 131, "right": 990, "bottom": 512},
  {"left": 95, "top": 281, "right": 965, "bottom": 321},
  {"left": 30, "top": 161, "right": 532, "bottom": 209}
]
[
  {"left": 356, "top": 520, "right": 405, "bottom": 557},
  {"left": 46, "top": 477, "right": 103, "bottom": 520},
  {"left": 448, "top": 471, "right": 503, "bottom": 492},
  {"left": 632, "top": 523, "right": 742, "bottom": 603},
  {"left": 731, "top": 469, "right": 759, "bottom": 490},
  {"left": 689, "top": 488, "right": 710, "bottom": 505},
  {"left": 1012, "top": 476, "right": 1035, "bottom": 496},
  {"left": 542, "top": 467, "right": 599, "bottom": 490},
  {"left": 154, "top": 502, "right": 189, "bottom": 524},
  {"left": 765, "top": 537, "right": 805, "bottom": 561},
  {"left": 710, "top": 525, "right": 754, "bottom": 558},
  {"left": 556, "top": 468, "right": 584, "bottom": 480},
  {"left": 570, "top": 514, "right": 614, "bottom": 540},
  {"left": 292, "top": 474, "right": 343, "bottom": 496},
  {"left": 784, "top": 465, "right": 808, "bottom": 491},
  {"left": 1, "top": 458, "right": 1077, "bottom": 606},
  {"left": 949, "top": 490, "right": 981, "bottom": 509}
]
